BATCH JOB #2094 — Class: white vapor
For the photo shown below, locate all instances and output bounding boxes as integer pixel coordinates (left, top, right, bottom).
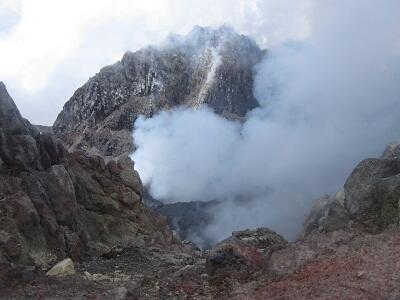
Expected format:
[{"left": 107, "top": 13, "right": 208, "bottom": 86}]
[
  {"left": 0, "top": 0, "right": 311, "bottom": 124},
  {"left": 133, "top": 0, "right": 400, "bottom": 244}
]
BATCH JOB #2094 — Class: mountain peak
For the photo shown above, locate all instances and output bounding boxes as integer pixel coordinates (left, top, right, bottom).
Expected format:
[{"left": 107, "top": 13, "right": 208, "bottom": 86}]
[
  {"left": 166, "top": 25, "right": 240, "bottom": 46},
  {"left": 0, "top": 81, "right": 27, "bottom": 134},
  {"left": 0, "top": 81, "right": 11, "bottom": 103},
  {"left": 53, "top": 26, "right": 265, "bottom": 158}
]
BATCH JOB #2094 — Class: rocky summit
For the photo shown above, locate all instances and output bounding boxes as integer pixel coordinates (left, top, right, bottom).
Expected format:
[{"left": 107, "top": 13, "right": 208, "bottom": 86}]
[
  {"left": 51, "top": 26, "right": 265, "bottom": 243},
  {"left": 53, "top": 26, "right": 265, "bottom": 159}
]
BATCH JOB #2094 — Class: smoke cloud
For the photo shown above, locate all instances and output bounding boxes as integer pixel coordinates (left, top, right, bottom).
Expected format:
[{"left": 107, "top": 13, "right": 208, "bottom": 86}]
[{"left": 133, "top": 0, "right": 400, "bottom": 244}]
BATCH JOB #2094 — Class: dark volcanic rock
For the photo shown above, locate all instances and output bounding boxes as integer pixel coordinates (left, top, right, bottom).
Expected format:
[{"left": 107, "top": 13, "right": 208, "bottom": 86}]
[
  {"left": 205, "top": 228, "right": 286, "bottom": 277},
  {"left": 206, "top": 238, "right": 266, "bottom": 277},
  {"left": 0, "top": 82, "right": 51, "bottom": 170},
  {"left": 344, "top": 145, "right": 400, "bottom": 231},
  {"left": 53, "top": 26, "right": 265, "bottom": 158},
  {"left": 0, "top": 83, "right": 178, "bottom": 273}
]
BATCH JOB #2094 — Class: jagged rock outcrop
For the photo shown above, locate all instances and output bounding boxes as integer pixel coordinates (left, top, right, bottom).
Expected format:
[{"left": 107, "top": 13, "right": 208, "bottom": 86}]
[
  {"left": 53, "top": 26, "right": 265, "bottom": 158},
  {"left": 302, "top": 144, "right": 400, "bottom": 237},
  {"left": 344, "top": 144, "right": 400, "bottom": 231},
  {"left": 0, "top": 83, "right": 177, "bottom": 276},
  {"left": 0, "top": 82, "right": 63, "bottom": 170}
]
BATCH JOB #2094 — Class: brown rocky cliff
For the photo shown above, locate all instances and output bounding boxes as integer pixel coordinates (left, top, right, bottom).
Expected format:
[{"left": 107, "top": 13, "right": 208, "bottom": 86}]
[{"left": 0, "top": 82, "right": 178, "bottom": 278}]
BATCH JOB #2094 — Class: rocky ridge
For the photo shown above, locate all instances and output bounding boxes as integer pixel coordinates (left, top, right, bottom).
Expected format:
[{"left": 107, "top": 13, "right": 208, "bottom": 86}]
[
  {"left": 53, "top": 26, "right": 265, "bottom": 159},
  {"left": 0, "top": 82, "right": 179, "bottom": 290}
]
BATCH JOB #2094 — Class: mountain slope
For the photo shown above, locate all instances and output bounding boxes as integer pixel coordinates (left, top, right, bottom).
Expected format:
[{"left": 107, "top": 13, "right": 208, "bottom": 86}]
[{"left": 53, "top": 26, "right": 265, "bottom": 158}]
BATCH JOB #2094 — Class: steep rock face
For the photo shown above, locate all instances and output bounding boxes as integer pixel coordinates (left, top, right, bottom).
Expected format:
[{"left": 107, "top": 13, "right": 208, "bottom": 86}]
[
  {"left": 0, "top": 83, "right": 177, "bottom": 272},
  {"left": 53, "top": 26, "right": 265, "bottom": 158},
  {"left": 0, "top": 82, "right": 63, "bottom": 170}
]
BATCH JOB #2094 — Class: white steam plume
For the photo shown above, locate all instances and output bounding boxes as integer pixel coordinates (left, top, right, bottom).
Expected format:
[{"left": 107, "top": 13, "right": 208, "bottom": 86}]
[{"left": 133, "top": 0, "right": 400, "bottom": 244}]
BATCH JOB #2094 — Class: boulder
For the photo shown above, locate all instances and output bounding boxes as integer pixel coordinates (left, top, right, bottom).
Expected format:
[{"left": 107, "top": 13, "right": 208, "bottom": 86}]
[
  {"left": 205, "top": 228, "right": 286, "bottom": 276},
  {"left": 46, "top": 258, "right": 75, "bottom": 277},
  {"left": 206, "top": 239, "right": 266, "bottom": 276},
  {"left": 231, "top": 227, "right": 287, "bottom": 255},
  {"left": 344, "top": 148, "right": 400, "bottom": 231}
]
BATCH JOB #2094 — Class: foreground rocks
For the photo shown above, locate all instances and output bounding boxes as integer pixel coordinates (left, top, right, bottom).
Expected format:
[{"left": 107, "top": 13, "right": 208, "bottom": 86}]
[
  {"left": 205, "top": 228, "right": 287, "bottom": 277},
  {"left": 0, "top": 83, "right": 178, "bottom": 279},
  {"left": 303, "top": 143, "right": 400, "bottom": 238},
  {"left": 4, "top": 76, "right": 400, "bottom": 298},
  {"left": 3, "top": 225, "right": 400, "bottom": 299},
  {"left": 344, "top": 144, "right": 400, "bottom": 231}
]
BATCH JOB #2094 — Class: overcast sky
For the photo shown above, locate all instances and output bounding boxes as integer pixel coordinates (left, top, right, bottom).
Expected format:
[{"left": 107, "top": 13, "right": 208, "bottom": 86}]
[{"left": 0, "top": 0, "right": 312, "bottom": 124}]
